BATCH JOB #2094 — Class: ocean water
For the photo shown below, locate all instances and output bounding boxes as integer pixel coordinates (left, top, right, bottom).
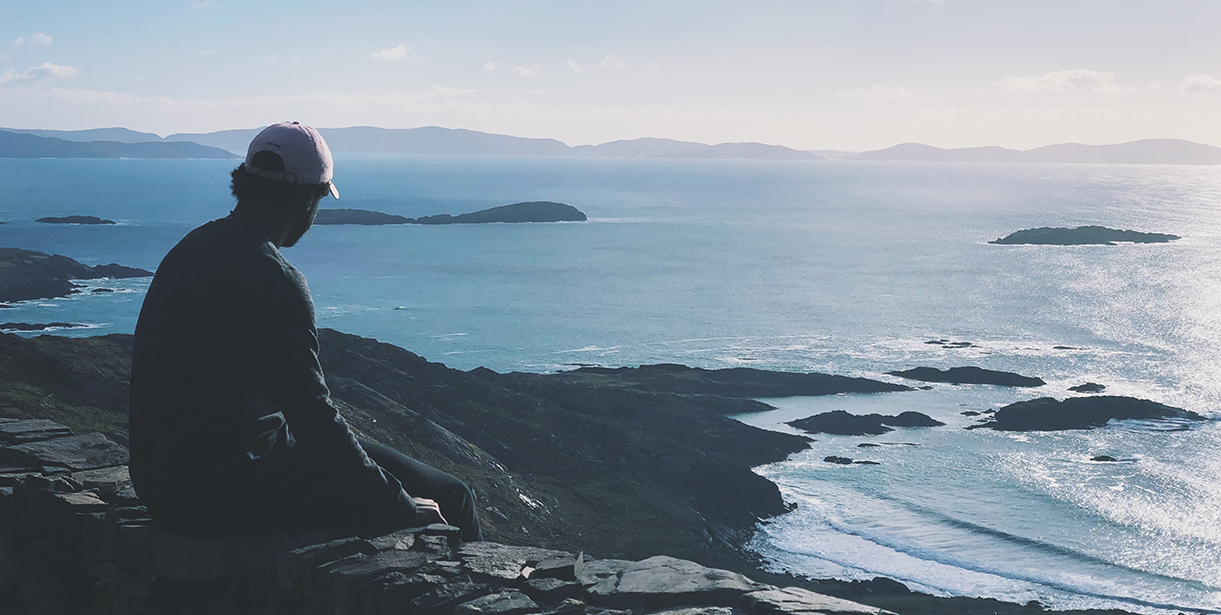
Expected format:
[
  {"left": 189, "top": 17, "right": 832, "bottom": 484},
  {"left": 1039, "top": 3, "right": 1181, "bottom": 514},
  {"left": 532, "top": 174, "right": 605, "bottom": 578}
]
[{"left": 1, "top": 155, "right": 1219, "bottom": 612}]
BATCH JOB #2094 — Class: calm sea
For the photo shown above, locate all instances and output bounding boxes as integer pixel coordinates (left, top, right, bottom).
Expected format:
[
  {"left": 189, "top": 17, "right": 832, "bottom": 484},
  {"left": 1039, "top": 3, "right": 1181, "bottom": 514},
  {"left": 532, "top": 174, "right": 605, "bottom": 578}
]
[{"left": 1, "top": 155, "right": 1219, "bottom": 613}]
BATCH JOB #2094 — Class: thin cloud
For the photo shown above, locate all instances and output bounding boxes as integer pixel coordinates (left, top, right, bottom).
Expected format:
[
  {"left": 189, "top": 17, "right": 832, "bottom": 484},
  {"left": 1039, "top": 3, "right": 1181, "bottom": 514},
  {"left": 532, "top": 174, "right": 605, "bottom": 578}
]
[
  {"left": 370, "top": 44, "right": 415, "bottom": 61},
  {"left": 838, "top": 85, "right": 925, "bottom": 101},
  {"left": 567, "top": 60, "right": 585, "bottom": 73},
  {"left": 512, "top": 64, "right": 541, "bottom": 77},
  {"left": 0, "top": 62, "right": 80, "bottom": 85},
  {"left": 601, "top": 55, "right": 628, "bottom": 69},
  {"left": 14, "top": 33, "right": 53, "bottom": 46},
  {"left": 483, "top": 61, "right": 496, "bottom": 71},
  {"left": 1181, "top": 74, "right": 1221, "bottom": 95},
  {"left": 994, "top": 69, "right": 1124, "bottom": 95}
]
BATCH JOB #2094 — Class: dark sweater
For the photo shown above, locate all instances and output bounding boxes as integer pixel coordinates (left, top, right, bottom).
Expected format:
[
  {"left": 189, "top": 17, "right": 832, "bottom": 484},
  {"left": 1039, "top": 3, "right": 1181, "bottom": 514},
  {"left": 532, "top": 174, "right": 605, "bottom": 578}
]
[{"left": 129, "top": 216, "right": 415, "bottom": 533}]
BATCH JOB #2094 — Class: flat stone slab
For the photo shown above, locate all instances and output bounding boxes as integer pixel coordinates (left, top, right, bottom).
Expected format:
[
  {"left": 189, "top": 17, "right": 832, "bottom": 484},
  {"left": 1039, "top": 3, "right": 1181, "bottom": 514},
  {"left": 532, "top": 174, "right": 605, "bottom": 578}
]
[
  {"left": 458, "top": 542, "right": 574, "bottom": 584},
  {"left": 2, "top": 433, "right": 128, "bottom": 471},
  {"left": 0, "top": 419, "right": 73, "bottom": 444},
  {"left": 592, "top": 556, "right": 762, "bottom": 609},
  {"left": 742, "top": 587, "right": 893, "bottom": 615},
  {"left": 455, "top": 590, "right": 541, "bottom": 615}
]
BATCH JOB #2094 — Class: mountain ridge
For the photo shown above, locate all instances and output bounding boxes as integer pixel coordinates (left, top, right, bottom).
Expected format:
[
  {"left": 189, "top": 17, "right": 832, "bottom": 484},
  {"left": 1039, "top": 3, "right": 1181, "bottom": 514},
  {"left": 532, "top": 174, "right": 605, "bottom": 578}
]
[{"left": 4, "top": 125, "right": 1220, "bottom": 164}]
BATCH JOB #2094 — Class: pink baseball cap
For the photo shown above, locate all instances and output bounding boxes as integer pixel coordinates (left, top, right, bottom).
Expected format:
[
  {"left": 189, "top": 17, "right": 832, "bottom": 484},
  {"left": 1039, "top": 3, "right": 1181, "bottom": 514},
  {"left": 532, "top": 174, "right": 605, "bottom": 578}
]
[{"left": 244, "top": 121, "right": 340, "bottom": 199}]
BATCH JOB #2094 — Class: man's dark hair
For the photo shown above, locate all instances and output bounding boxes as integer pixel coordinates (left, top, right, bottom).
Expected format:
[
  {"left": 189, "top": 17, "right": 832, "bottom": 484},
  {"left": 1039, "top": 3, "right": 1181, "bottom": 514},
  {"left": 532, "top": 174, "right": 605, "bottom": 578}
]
[{"left": 230, "top": 151, "right": 332, "bottom": 209}]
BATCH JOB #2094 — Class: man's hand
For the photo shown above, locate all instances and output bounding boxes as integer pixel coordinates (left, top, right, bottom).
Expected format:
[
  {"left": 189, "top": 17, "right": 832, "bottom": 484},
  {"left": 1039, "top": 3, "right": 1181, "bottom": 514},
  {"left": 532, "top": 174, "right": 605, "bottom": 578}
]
[{"left": 413, "top": 497, "right": 448, "bottom": 526}]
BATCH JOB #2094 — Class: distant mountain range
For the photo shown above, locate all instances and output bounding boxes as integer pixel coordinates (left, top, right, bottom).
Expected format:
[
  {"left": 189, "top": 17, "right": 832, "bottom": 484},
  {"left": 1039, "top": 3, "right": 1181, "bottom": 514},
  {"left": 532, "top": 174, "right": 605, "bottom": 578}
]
[
  {"left": 3, "top": 125, "right": 1221, "bottom": 164},
  {"left": 854, "top": 139, "right": 1221, "bottom": 164},
  {"left": 0, "top": 130, "right": 237, "bottom": 159}
]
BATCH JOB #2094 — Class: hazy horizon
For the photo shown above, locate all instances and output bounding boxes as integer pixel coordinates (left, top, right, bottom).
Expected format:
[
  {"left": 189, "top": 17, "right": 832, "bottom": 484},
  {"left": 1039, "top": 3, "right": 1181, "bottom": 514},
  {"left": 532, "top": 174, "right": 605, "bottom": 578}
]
[{"left": 4, "top": 1, "right": 1221, "bottom": 152}]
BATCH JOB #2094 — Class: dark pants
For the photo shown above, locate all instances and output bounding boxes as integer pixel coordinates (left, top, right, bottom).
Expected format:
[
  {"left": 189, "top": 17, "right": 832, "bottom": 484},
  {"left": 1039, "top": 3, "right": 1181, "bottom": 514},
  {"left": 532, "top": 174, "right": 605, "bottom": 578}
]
[{"left": 357, "top": 438, "right": 482, "bottom": 542}]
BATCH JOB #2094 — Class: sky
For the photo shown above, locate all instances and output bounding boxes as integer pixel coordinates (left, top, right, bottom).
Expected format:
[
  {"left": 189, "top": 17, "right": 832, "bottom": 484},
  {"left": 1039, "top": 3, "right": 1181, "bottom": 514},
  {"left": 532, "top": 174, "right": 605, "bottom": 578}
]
[{"left": 2, "top": 0, "right": 1221, "bottom": 151}]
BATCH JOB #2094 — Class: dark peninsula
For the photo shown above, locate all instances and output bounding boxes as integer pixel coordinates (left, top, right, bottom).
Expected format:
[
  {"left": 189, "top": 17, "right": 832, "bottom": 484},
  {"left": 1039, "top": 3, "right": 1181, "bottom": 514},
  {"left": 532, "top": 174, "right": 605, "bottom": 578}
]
[
  {"left": 36, "top": 215, "right": 116, "bottom": 225},
  {"left": 888, "top": 366, "right": 1045, "bottom": 387},
  {"left": 968, "top": 396, "right": 1205, "bottom": 431},
  {"left": 552, "top": 363, "right": 912, "bottom": 398},
  {"left": 0, "top": 247, "right": 152, "bottom": 303},
  {"left": 787, "top": 410, "right": 944, "bottom": 436},
  {"left": 990, "top": 226, "right": 1180, "bottom": 245},
  {"left": 314, "top": 201, "right": 587, "bottom": 226},
  {"left": 0, "top": 331, "right": 1146, "bottom": 615}
]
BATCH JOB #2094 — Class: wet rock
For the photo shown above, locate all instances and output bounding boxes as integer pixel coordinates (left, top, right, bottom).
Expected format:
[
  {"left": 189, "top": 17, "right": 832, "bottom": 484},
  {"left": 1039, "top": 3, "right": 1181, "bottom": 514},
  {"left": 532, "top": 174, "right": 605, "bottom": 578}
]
[
  {"left": 1091, "top": 455, "right": 1118, "bottom": 462},
  {"left": 1069, "top": 382, "right": 1106, "bottom": 393},
  {"left": 887, "top": 366, "right": 1045, "bottom": 387},
  {"left": 968, "top": 396, "right": 1205, "bottom": 431},
  {"left": 856, "top": 443, "right": 880, "bottom": 448},
  {"left": 823, "top": 457, "right": 854, "bottom": 465},
  {"left": 852, "top": 460, "right": 881, "bottom": 466}
]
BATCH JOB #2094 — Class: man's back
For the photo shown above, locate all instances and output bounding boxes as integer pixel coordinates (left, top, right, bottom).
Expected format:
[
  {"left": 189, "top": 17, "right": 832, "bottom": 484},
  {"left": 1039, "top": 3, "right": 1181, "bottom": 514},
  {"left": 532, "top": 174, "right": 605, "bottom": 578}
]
[{"left": 130, "top": 216, "right": 412, "bottom": 534}]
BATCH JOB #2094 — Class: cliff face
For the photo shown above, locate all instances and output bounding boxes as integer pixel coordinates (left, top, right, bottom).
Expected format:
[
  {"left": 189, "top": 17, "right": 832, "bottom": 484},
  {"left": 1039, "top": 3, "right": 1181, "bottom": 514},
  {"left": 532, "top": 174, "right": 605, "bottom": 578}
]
[{"left": 0, "top": 329, "right": 810, "bottom": 570}]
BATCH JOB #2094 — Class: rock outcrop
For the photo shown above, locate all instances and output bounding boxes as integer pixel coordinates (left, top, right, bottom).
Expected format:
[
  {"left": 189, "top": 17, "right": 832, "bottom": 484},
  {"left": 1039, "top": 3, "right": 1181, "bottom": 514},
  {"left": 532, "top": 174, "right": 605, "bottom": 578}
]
[
  {"left": 786, "top": 411, "right": 943, "bottom": 436},
  {"left": 989, "top": 226, "right": 1179, "bottom": 245},
  {"left": 967, "top": 396, "right": 1206, "bottom": 431},
  {"left": 0, "top": 248, "right": 152, "bottom": 303},
  {"left": 887, "top": 366, "right": 1045, "bottom": 387},
  {"left": 0, "top": 418, "right": 891, "bottom": 615}
]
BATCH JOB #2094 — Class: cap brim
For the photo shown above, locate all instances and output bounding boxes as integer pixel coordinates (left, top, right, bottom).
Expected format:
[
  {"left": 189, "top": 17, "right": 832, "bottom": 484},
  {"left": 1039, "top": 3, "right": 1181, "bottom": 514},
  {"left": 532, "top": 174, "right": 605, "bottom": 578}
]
[{"left": 328, "top": 182, "right": 340, "bottom": 199}]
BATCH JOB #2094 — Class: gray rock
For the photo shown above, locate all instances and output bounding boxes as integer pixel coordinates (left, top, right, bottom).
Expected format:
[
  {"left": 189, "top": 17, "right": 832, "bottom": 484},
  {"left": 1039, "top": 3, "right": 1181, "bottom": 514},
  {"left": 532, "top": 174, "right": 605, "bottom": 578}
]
[
  {"left": 647, "top": 607, "right": 739, "bottom": 615},
  {"left": 524, "top": 577, "right": 586, "bottom": 602},
  {"left": 459, "top": 542, "right": 574, "bottom": 585},
  {"left": 313, "top": 550, "right": 433, "bottom": 615},
  {"left": 274, "top": 537, "right": 379, "bottom": 600},
  {"left": 151, "top": 533, "right": 227, "bottom": 580},
  {"left": 455, "top": 590, "right": 542, "bottom": 615},
  {"left": 590, "top": 555, "right": 761, "bottom": 609},
  {"left": 532, "top": 553, "right": 584, "bottom": 581},
  {"left": 0, "top": 419, "right": 73, "bottom": 444},
  {"left": 742, "top": 587, "right": 894, "bottom": 615},
  {"left": 3, "top": 433, "right": 128, "bottom": 471},
  {"left": 412, "top": 580, "right": 493, "bottom": 613}
]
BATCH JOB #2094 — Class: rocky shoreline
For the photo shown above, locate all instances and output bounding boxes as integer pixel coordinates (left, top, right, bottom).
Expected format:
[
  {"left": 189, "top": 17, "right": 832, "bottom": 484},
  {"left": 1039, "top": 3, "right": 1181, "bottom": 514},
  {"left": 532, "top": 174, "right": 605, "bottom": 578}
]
[
  {"left": 0, "top": 248, "right": 152, "bottom": 304},
  {"left": 0, "top": 331, "right": 1141, "bottom": 615}
]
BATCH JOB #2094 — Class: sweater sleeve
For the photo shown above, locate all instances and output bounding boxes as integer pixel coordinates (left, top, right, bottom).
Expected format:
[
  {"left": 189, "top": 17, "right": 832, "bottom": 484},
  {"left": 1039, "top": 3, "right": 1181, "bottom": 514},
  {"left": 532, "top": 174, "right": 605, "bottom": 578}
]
[{"left": 253, "top": 256, "right": 417, "bottom": 527}]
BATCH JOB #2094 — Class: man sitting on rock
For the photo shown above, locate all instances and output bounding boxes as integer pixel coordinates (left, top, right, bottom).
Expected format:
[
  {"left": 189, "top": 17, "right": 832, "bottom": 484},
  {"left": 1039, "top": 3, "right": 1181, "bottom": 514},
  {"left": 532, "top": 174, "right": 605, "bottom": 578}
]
[{"left": 128, "top": 122, "right": 481, "bottom": 541}]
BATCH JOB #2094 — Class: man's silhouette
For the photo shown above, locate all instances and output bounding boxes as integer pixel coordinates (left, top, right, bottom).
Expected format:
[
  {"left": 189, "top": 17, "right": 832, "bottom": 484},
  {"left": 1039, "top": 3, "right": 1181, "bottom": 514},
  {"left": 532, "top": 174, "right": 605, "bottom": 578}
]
[{"left": 129, "top": 122, "right": 481, "bottom": 540}]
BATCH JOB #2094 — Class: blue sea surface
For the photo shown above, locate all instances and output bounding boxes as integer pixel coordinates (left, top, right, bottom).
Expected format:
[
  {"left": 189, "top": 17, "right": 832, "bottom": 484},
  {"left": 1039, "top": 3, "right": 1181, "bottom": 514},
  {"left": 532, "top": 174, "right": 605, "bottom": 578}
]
[{"left": 1, "top": 155, "right": 1219, "bottom": 612}]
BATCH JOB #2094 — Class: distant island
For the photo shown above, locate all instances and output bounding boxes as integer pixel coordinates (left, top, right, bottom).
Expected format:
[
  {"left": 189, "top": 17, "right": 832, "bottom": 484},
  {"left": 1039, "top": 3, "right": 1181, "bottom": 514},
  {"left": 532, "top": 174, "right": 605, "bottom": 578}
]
[
  {"left": 854, "top": 138, "right": 1221, "bottom": 165},
  {"left": 314, "top": 201, "right": 587, "bottom": 226},
  {"left": 0, "top": 129, "right": 237, "bottom": 160},
  {"left": 990, "top": 226, "right": 1181, "bottom": 245},
  {"left": 888, "top": 366, "right": 1046, "bottom": 387},
  {"left": 36, "top": 215, "right": 116, "bottom": 225}
]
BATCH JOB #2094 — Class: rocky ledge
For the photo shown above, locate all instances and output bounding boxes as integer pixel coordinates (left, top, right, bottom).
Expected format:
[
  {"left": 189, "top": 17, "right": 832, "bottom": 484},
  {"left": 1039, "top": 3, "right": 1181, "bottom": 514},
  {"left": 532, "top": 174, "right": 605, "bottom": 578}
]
[
  {"left": 887, "top": 366, "right": 1045, "bottom": 387},
  {"left": 0, "top": 248, "right": 152, "bottom": 303},
  {"left": 989, "top": 226, "right": 1179, "bottom": 245},
  {"left": 0, "top": 417, "right": 889, "bottom": 615},
  {"left": 967, "top": 396, "right": 1206, "bottom": 431}
]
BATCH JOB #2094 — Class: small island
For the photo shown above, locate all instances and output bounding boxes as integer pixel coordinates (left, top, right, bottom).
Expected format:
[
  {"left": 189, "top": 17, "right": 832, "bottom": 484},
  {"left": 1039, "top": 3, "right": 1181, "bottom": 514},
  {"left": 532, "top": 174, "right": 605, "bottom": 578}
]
[
  {"left": 888, "top": 366, "right": 1045, "bottom": 387},
  {"left": 36, "top": 215, "right": 116, "bottom": 225},
  {"left": 990, "top": 226, "right": 1180, "bottom": 245},
  {"left": 787, "top": 410, "right": 944, "bottom": 436},
  {"left": 313, "top": 201, "right": 587, "bottom": 226},
  {"left": 553, "top": 363, "right": 912, "bottom": 398},
  {"left": 967, "top": 396, "right": 1205, "bottom": 431}
]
